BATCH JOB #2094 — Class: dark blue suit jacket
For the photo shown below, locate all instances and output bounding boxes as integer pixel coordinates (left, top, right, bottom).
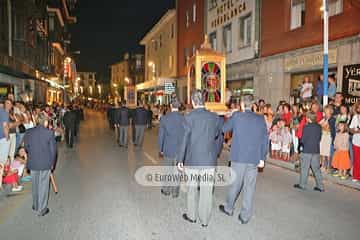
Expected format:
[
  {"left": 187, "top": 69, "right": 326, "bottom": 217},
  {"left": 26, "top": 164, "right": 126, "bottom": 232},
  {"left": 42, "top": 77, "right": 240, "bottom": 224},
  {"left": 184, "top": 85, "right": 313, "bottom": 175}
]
[
  {"left": 24, "top": 126, "right": 57, "bottom": 171},
  {"left": 177, "top": 108, "right": 223, "bottom": 168},
  {"left": 158, "top": 111, "right": 185, "bottom": 158},
  {"left": 134, "top": 107, "right": 148, "bottom": 125},
  {"left": 223, "top": 110, "right": 268, "bottom": 165},
  {"left": 115, "top": 107, "right": 130, "bottom": 126}
]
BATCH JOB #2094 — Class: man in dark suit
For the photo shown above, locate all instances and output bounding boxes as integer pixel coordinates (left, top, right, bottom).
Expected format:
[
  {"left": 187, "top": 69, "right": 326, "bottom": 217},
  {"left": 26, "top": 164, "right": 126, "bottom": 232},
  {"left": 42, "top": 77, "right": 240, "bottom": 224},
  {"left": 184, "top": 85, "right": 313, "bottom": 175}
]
[
  {"left": 219, "top": 94, "right": 268, "bottom": 224},
  {"left": 177, "top": 90, "right": 223, "bottom": 227},
  {"left": 133, "top": 101, "right": 148, "bottom": 148},
  {"left": 115, "top": 100, "right": 130, "bottom": 148},
  {"left": 63, "top": 106, "right": 76, "bottom": 148},
  {"left": 158, "top": 97, "right": 185, "bottom": 198},
  {"left": 24, "top": 114, "right": 56, "bottom": 217}
]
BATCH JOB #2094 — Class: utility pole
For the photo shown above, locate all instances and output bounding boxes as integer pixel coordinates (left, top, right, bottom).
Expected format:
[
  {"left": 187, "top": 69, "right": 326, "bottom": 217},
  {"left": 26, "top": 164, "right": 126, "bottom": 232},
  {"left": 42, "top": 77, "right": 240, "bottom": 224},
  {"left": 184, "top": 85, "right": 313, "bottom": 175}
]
[{"left": 322, "top": 0, "right": 329, "bottom": 106}]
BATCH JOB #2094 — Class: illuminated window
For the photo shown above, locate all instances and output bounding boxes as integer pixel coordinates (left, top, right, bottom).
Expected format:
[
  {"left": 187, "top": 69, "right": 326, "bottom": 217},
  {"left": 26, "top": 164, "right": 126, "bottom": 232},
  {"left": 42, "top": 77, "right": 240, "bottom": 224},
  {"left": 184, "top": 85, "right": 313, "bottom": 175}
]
[
  {"left": 193, "top": 3, "right": 196, "bottom": 23},
  {"left": 290, "top": 0, "right": 305, "bottom": 30},
  {"left": 186, "top": 10, "right": 189, "bottom": 28},
  {"left": 329, "top": 0, "right": 343, "bottom": 16}
]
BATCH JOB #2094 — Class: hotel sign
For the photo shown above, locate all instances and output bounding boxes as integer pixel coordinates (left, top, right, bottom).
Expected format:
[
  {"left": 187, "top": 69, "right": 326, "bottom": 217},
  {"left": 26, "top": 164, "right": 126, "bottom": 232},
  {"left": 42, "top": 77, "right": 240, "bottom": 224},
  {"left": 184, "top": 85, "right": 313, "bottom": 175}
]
[
  {"left": 342, "top": 64, "right": 360, "bottom": 105},
  {"left": 209, "top": 0, "right": 247, "bottom": 30},
  {"left": 284, "top": 49, "right": 337, "bottom": 72}
]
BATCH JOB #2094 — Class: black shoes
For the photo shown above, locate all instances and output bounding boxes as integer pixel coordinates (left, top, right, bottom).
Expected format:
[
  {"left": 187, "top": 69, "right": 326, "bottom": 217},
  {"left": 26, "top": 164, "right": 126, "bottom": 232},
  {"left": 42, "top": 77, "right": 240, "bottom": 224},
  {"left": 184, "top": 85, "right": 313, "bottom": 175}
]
[
  {"left": 39, "top": 208, "right": 50, "bottom": 217},
  {"left": 293, "top": 184, "right": 305, "bottom": 190},
  {"left": 238, "top": 215, "right": 249, "bottom": 224},
  {"left": 161, "top": 189, "right": 170, "bottom": 196},
  {"left": 314, "top": 187, "right": 325, "bottom": 192},
  {"left": 219, "top": 205, "right": 233, "bottom": 216},
  {"left": 182, "top": 214, "right": 196, "bottom": 223},
  {"left": 201, "top": 224, "right": 208, "bottom": 228}
]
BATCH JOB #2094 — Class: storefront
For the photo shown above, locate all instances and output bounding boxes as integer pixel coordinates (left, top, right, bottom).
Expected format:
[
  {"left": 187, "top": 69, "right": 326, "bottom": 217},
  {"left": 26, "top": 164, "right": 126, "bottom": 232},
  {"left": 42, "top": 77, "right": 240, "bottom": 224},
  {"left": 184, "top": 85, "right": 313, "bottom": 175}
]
[
  {"left": 136, "top": 78, "right": 175, "bottom": 105},
  {"left": 227, "top": 78, "right": 254, "bottom": 103}
]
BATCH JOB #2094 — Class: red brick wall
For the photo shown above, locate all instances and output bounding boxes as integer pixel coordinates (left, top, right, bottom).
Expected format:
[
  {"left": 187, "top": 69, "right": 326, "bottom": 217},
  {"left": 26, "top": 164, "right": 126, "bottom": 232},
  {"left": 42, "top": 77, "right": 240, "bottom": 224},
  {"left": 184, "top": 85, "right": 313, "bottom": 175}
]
[
  {"left": 177, "top": 0, "right": 205, "bottom": 77},
  {"left": 261, "top": 0, "right": 360, "bottom": 57}
]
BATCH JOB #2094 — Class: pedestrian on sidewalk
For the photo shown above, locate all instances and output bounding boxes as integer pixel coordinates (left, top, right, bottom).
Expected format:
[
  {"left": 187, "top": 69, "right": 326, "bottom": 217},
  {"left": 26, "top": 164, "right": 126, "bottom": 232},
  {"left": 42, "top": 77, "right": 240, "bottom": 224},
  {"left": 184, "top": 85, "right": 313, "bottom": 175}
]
[
  {"left": 349, "top": 102, "right": 360, "bottom": 183},
  {"left": 294, "top": 111, "right": 324, "bottom": 192},
  {"left": 24, "top": 114, "right": 56, "bottom": 217},
  {"left": 0, "top": 99, "right": 11, "bottom": 191},
  {"left": 219, "top": 94, "right": 268, "bottom": 225}
]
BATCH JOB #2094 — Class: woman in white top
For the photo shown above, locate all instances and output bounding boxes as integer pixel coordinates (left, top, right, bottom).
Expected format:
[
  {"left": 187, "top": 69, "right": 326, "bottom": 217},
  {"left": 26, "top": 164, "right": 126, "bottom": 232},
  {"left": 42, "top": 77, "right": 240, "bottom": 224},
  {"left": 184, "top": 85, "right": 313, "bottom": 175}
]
[{"left": 300, "top": 76, "right": 313, "bottom": 102}]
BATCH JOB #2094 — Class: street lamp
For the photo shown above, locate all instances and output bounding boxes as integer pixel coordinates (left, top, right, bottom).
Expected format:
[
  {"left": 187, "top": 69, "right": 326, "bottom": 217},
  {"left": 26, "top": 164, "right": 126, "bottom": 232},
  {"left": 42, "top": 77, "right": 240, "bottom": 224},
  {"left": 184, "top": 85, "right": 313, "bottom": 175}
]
[{"left": 124, "top": 77, "right": 130, "bottom": 84}]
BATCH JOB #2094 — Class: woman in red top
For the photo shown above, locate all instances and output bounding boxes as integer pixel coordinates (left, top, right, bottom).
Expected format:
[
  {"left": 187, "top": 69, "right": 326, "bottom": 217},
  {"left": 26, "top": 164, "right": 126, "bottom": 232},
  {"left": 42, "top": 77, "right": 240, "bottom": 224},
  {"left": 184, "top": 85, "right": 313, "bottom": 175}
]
[{"left": 281, "top": 104, "right": 292, "bottom": 126}]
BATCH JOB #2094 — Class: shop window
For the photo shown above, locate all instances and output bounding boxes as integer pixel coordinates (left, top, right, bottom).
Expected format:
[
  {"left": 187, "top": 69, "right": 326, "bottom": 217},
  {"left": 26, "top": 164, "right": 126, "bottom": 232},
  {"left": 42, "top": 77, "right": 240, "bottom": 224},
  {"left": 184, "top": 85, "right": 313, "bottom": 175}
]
[
  {"left": 329, "top": 0, "right": 343, "bottom": 17},
  {"left": 193, "top": 3, "right": 196, "bottom": 23},
  {"left": 239, "top": 14, "right": 252, "bottom": 48},
  {"left": 223, "top": 24, "right": 232, "bottom": 53},
  {"left": 290, "top": 0, "right": 305, "bottom": 30},
  {"left": 209, "top": 32, "right": 217, "bottom": 51}
]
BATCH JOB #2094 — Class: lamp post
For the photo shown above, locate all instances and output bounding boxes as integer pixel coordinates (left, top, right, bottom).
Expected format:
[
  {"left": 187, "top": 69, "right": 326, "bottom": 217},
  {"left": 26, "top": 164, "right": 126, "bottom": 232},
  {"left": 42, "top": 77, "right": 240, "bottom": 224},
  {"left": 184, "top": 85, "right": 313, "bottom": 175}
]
[{"left": 322, "top": 0, "right": 329, "bottom": 106}]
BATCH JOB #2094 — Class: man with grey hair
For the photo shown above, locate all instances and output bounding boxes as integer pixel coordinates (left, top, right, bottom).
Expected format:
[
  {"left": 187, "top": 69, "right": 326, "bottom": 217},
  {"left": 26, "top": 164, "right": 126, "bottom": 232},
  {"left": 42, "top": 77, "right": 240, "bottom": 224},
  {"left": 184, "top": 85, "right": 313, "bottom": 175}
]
[
  {"left": 24, "top": 113, "right": 56, "bottom": 217},
  {"left": 294, "top": 111, "right": 324, "bottom": 192},
  {"left": 158, "top": 97, "right": 185, "bottom": 198},
  {"left": 177, "top": 89, "right": 223, "bottom": 227},
  {"left": 219, "top": 94, "right": 268, "bottom": 224}
]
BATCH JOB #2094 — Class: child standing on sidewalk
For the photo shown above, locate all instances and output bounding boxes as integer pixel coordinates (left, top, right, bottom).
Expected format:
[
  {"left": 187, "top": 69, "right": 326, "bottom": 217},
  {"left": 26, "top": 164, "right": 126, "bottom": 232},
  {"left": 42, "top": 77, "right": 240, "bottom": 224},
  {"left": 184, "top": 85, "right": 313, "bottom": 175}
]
[{"left": 332, "top": 122, "right": 351, "bottom": 180}]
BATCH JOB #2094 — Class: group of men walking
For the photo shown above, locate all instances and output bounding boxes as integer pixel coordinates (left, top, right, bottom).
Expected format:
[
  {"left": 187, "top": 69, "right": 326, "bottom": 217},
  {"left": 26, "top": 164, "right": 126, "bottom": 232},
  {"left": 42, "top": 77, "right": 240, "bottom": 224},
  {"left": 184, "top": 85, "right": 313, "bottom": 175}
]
[
  {"left": 158, "top": 90, "right": 268, "bottom": 227},
  {"left": 108, "top": 100, "right": 149, "bottom": 148}
]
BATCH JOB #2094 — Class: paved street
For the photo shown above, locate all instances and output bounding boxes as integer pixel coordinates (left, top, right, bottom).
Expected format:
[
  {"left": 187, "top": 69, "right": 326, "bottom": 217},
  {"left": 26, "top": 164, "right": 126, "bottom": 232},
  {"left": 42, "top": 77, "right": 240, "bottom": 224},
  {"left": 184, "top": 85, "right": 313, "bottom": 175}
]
[{"left": 1, "top": 110, "right": 360, "bottom": 240}]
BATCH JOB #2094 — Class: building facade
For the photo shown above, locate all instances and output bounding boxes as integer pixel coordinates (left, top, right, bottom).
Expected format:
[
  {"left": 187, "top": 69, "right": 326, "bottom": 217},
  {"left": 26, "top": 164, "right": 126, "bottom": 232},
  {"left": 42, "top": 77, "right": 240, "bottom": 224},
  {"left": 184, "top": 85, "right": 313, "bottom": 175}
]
[
  {"left": 77, "top": 72, "right": 96, "bottom": 99},
  {"left": 138, "top": 9, "right": 177, "bottom": 105},
  {"left": 0, "top": 0, "right": 77, "bottom": 104},
  {"left": 110, "top": 53, "right": 144, "bottom": 98},
  {"left": 205, "top": 0, "right": 261, "bottom": 102},
  {"left": 259, "top": 0, "right": 360, "bottom": 105},
  {"left": 177, "top": 0, "right": 205, "bottom": 102}
]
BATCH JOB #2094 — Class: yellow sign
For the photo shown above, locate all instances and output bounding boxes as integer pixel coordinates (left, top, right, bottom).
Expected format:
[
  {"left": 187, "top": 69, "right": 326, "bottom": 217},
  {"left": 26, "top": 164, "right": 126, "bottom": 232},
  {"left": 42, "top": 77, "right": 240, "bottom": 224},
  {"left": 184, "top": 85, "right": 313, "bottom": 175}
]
[{"left": 284, "top": 49, "right": 337, "bottom": 72}]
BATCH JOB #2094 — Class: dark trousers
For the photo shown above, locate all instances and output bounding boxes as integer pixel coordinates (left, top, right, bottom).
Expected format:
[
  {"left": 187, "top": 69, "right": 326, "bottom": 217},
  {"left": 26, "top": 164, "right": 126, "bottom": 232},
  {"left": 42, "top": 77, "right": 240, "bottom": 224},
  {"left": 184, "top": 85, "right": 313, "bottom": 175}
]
[
  {"left": 31, "top": 170, "right": 51, "bottom": 215},
  {"left": 65, "top": 127, "right": 75, "bottom": 148}
]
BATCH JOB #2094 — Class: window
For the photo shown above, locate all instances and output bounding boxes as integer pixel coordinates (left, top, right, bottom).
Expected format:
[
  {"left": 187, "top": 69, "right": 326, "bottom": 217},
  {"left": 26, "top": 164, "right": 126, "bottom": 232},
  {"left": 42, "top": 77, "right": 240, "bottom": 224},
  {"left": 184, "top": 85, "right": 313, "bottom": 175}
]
[
  {"left": 186, "top": 10, "right": 189, "bottom": 28},
  {"left": 169, "top": 55, "right": 173, "bottom": 69},
  {"left": 209, "top": 32, "right": 217, "bottom": 51},
  {"left": 223, "top": 24, "right": 232, "bottom": 53},
  {"left": 192, "top": 44, "right": 196, "bottom": 56},
  {"left": 184, "top": 48, "right": 190, "bottom": 65},
  {"left": 208, "top": 0, "right": 217, "bottom": 10},
  {"left": 171, "top": 23, "right": 175, "bottom": 39},
  {"left": 329, "top": 0, "right": 343, "bottom": 17},
  {"left": 193, "top": 3, "right": 196, "bottom": 23},
  {"left": 49, "top": 13, "right": 55, "bottom": 31},
  {"left": 290, "top": 0, "right": 305, "bottom": 30},
  {"left": 239, "top": 14, "right": 252, "bottom": 48},
  {"left": 136, "top": 59, "right": 142, "bottom": 69},
  {"left": 14, "top": 13, "right": 25, "bottom": 40}
]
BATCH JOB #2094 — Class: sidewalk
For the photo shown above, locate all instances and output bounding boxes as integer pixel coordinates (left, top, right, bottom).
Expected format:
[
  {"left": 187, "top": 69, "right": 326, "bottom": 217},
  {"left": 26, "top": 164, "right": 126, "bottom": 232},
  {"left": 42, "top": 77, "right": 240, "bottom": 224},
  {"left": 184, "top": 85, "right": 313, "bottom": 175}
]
[{"left": 222, "top": 147, "right": 360, "bottom": 191}]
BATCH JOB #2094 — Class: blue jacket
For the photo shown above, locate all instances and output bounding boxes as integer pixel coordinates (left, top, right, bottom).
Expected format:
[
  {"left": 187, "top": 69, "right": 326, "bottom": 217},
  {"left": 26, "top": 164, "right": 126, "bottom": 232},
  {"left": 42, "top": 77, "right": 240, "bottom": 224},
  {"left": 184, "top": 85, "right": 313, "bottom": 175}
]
[
  {"left": 158, "top": 111, "right": 185, "bottom": 158},
  {"left": 223, "top": 110, "right": 268, "bottom": 165},
  {"left": 24, "top": 126, "right": 57, "bottom": 171},
  {"left": 134, "top": 107, "right": 148, "bottom": 126},
  {"left": 115, "top": 106, "right": 130, "bottom": 126},
  {"left": 177, "top": 108, "right": 223, "bottom": 168},
  {"left": 316, "top": 81, "right": 324, "bottom": 97}
]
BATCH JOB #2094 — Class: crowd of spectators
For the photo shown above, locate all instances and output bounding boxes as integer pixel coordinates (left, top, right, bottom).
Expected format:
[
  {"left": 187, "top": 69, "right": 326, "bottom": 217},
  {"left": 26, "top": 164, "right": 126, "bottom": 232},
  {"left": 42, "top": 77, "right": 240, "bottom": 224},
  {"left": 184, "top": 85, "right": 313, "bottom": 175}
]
[{"left": 0, "top": 94, "right": 83, "bottom": 195}]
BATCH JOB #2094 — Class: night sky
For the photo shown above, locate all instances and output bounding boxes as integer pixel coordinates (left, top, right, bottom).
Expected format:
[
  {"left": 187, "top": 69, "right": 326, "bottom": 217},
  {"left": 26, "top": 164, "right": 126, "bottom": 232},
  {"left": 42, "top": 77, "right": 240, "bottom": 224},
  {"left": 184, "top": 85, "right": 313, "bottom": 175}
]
[{"left": 69, "top": 0, "right": 176, "bottom": 83}]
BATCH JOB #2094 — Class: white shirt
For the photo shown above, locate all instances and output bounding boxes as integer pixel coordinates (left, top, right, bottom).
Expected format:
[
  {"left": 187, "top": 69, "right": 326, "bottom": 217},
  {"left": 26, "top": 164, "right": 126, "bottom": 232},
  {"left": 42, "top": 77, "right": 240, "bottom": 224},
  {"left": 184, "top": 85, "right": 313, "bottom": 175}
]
[
  {"left": 301, "top": 82, "right": 313, "bottom": 99},
  {"left": 350, "top": 114, "right": 360, "bottom": 146}
]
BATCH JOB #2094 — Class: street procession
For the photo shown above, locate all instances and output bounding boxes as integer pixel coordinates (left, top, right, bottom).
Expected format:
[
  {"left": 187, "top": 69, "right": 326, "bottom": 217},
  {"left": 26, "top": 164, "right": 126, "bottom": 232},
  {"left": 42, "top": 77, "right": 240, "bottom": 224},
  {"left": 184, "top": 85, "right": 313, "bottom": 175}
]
[{"left": 1, "top": 0, "right": 360, "bottom": 239}]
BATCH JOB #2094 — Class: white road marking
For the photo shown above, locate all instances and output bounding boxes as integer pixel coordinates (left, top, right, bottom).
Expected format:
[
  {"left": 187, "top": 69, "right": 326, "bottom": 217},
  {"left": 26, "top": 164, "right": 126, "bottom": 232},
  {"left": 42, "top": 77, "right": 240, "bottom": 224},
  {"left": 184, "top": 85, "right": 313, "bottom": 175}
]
[{"left": 144, "top": 152, "right": 158, "bottom": 164}]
